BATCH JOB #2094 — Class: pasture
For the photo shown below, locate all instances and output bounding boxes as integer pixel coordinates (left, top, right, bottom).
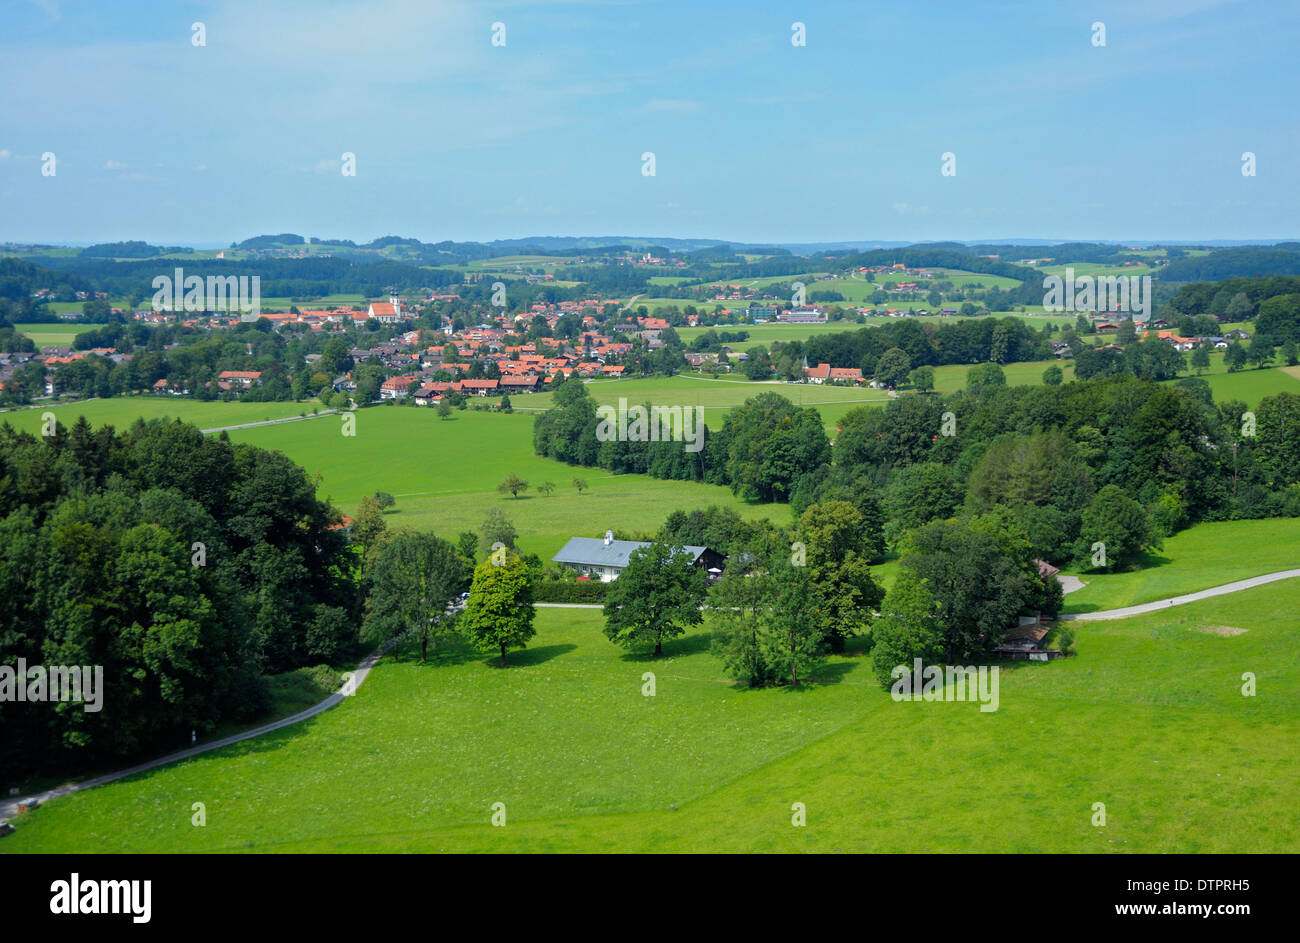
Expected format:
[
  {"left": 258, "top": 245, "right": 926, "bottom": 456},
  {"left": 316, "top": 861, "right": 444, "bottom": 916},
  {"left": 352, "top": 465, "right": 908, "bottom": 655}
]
[
  {"left": 6, "top": 577, "right": 1296, "bottom": 852},
  {"left": 224, "top": 406, "right": 779, "bottom": 562},
  {"left": 11, "top": 321, "right": 100, "bottom": 347},
  {"left": 514, "top": 374, "right": 889, "bottom": 432},
  {"left": 1060, "top": 519, "right": 1300, "bottom": 613},
  {"left": 0, "top": 397, "right": 322, "bottom": 435}
]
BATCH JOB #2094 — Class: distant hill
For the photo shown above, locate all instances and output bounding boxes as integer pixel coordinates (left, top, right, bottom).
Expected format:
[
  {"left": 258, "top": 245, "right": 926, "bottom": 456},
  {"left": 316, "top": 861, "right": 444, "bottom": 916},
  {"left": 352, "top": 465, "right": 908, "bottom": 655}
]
[
  {"left": 234, "top": 233, "right": 306, "bottom": 249},
  {"left": 79, "top": 241, "right": 190, "bottom": 258},
  {"left": 1161, "top": 246, "right": 1300, "bottom": 281}
]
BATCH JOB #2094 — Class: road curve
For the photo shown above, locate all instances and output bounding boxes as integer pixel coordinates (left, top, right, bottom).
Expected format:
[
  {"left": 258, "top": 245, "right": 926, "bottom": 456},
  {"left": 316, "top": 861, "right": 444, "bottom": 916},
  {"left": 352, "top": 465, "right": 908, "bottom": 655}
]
[
  {"left": 0, "top": 645, "right": 387, "bottom": 820},
  {"left": 1059, "top": 569, "right": 1300, "bottom": 621}
]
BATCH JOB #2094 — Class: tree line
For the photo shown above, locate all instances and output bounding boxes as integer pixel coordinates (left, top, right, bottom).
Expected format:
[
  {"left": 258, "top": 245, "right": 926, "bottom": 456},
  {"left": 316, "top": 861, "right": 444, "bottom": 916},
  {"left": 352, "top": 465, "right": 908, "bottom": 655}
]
[{"left": 535, "top": 373, "right": 1300, "bottom": 572}]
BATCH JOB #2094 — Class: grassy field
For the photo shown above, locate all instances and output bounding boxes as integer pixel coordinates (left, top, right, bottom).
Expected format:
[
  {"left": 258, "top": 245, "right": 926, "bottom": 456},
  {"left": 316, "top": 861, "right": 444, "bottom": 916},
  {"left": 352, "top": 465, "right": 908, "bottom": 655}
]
[
  {"left": 931, "top": 358, "right": 1076, "bottom": 392},
  {"left": 1178, "top": 360, "right": 1300, "bottom": 405},
  {"left": 513, "top": 374, "right": 889, "bottom": 432},
  {"left": 1038, "top": 262, "right": 1156, "bottom": 278},
  {"left": 6, "top": 577, "right": 1295, "bottom": 853},
  {"left": 1060, "top": 519, "right": 1300, "bottom": 613},
  {"left": 674, "top": 314, "right": 1067, "bottom": 347},
  {"left": 0, "top": 397, "right": 323, "bottom": 434},
  {"left": 11, "top": 321, "right": 101, "bottom": 346},
  {"left": 224, "top": 407, "right": 779, "bottom": 561}
]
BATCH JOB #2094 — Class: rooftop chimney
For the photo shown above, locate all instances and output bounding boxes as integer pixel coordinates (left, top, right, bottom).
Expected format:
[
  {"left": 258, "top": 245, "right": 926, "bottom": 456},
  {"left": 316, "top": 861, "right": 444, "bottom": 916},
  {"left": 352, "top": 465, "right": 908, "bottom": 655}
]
[{"left": 603, "top": 530, "right": 613, "bottom": 546}]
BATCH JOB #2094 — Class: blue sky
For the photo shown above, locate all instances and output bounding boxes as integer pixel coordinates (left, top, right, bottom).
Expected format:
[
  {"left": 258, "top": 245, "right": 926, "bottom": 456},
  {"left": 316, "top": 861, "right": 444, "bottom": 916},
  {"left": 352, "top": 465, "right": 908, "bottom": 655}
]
[{"left": 1, "top": 0, "right": 1297, "bottom": 245}]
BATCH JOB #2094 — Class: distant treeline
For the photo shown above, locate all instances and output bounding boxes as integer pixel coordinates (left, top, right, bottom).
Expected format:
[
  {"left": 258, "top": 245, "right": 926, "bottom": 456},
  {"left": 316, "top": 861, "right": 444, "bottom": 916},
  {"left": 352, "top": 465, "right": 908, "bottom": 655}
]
[
  {"left": 534, "top": 374, "right": 1300, "bottom": 568},
  {"left": 1165, "top": 275, "right": 1300, "bottom": 321},
  {"left": 30, "top": 257, "right": 462, "bottom": 301},
  {"left": 771, "top": 316, "right": 1052, "bottom": 377},
  {"left": 79, "top": 241, "right": 189, "bottom": 258},
  {"left": 1161, "top": 245, "right": 1300, "bottom": 281}
]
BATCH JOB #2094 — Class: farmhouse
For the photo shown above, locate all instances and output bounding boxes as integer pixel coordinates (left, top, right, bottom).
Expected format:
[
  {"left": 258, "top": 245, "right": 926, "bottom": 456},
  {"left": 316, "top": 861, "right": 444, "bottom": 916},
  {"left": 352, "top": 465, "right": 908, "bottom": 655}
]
[
  {"left": 991, "top": 560, "right": 1067, "bottom": 661},
  {"left": 552, "top": 531, "right": 724, "bottom": 582},
  {"left": 802, "top": 363, "right": 862, "bottom": 384},
  {"left": 217, "top": 370, "right": 262, "bottom": 388}
]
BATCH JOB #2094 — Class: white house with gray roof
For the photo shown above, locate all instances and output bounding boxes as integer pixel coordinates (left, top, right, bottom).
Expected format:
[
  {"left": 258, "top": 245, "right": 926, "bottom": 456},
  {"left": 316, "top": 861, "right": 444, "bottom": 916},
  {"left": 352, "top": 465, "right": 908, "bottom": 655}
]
[{"left": 552, "top": 531, "right": 722, "bottom": 582}]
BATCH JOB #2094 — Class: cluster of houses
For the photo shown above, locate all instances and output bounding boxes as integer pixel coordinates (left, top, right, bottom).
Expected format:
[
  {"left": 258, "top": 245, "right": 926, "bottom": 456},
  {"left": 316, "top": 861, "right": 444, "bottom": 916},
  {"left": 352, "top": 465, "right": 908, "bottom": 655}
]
[
  {"left": 0, "top": 346, "right": 133, "bottom": 396},
  {"left": 356, "top": 319, "right": 642, "bottom": 406}
]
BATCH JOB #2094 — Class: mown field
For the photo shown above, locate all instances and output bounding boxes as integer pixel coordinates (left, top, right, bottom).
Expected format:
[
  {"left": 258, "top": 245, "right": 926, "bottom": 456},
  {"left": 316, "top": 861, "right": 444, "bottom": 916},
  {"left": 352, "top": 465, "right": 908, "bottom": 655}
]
[
  {"left": 10, "top": 321, "right": 101, "bottom": 346},
  {"left": 673, "top": 314, "right": 1069, "bottom": 347},
  {"left": 6, "top": 577, "right": 1296, "bottom": 853},
  {"left": 513, "top": 374, "right": 890, "bottom": 432},
  {"left": 1173, "top": 358, "right": 1300, "bottom": 405},
  {"left": 0, "top": 397, "right": 323, "bottom": 434},
  {"left": 224, "top": 407, "right": 779, "bottom": 562},
  {"left": 1060, "top": 519, "right": 1300, "bottom": 613}
]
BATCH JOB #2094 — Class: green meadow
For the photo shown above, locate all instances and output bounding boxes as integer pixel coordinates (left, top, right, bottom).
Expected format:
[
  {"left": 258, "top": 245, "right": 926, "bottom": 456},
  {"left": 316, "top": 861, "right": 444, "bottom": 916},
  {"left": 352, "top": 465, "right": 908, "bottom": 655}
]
[
  {"left": 673, "top": 314, "right": 1068, "bottom": 348},
  {"left": 931, "top": 358, "right": 1076, "bottom": 392},
  {"left": 11, "top": 321, "right": 100, "bottom": 346},
  {"left": 224, "top": 407, "right": 778, "bottom": 561},
  {"left": 0, "top": 397, "right": 323, "bottom": 434},
  {"left": 674, "top": 321, "right": 872, "bottom": 344},
  {"left": 6, "top": 578, "right": 1296, "bottom": 853},
  {"left": 1038, "top": 262, "right": 1156, "bottom": 278},
  {"left": 1176, "top": 358, "right": 1300, "bottom": 405},
  {"left": 515, "top": 374, "right": 889, "bottom": 431},
  {"left": 1060, "top": 519, "right": 1300, "bottom": 613}
]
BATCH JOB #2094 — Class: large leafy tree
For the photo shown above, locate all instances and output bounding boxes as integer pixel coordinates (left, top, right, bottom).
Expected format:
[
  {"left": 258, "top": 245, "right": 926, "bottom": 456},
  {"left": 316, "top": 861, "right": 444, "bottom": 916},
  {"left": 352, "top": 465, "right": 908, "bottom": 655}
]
[
  {"left": 478, "top": 507, "right": 517, "bottom": 557},
  {"left": 873, "top": 347, "right": 911, "bottom": 387},
  {"left": 898, "top": 515, "right": 1049, "bottom": 660},
  {"left": 758, "top": 555, "right": 825, "bottom": 685},
  {"left": 603, "top": 542, "right": 706, "bottom": 656},
  {"left": 884, "top": 462, "right": 961, "bottom": 532},
  {"left": 796, "top": 500, "right": 884, "bottom": 651},
  {"left": 363, "top": 531, "right": 468, "bottom": 662},
  {"left": 463, "top": 551, "right": 536, "bottom": 665},
  {"left": 708, "top": 541, "right": 778, "bottom": 687},
  {"left": 533, "top": 375, "right": 600, "bottom": 466},
  {"left": 718, "top": 392, "right": 829, "bottom": 502},
  {"left": 1078, "top": 484, "right": 1159, "bottom": 572},
  {"left": 833, "top": 396, "right": 943, "bottom": 470},
  {"left": 870, "top": 568, "right": 945, "bottom": 688}
]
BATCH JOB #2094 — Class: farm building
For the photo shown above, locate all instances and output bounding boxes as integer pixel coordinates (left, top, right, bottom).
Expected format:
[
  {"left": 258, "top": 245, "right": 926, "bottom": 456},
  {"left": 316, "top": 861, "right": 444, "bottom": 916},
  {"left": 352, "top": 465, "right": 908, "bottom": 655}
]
[{"left": 552, "top": 531, "right": 724, "bottom": 582}]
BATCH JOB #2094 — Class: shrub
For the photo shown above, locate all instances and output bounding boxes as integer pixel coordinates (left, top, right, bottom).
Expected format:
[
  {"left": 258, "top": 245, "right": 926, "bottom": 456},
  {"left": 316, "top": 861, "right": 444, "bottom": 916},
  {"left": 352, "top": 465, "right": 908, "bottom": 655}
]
[{"left": 533, "top": 579, "right": 608, "bottom": 603}]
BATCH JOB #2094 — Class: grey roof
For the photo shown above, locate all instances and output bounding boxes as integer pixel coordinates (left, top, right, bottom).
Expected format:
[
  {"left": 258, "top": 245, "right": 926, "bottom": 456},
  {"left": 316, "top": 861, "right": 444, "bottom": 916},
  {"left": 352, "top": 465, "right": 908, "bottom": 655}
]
[{"left": 552, "top": 537, "right": 707, "bottom": 569}]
